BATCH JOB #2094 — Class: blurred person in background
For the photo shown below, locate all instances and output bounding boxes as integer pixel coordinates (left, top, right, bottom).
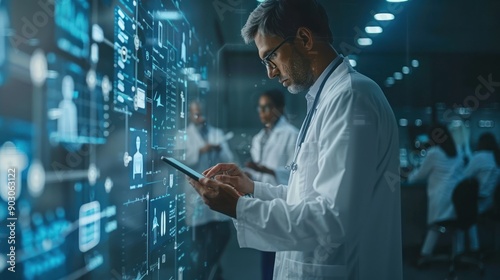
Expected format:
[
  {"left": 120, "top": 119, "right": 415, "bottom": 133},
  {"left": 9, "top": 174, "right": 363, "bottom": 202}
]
[
  {"left": 464, "top": 132, "right": 500, "bottom": 213},
  {"left": 407, "top": 124, "right": 467, "bottom": 263},
  {"left": 448, "top": 120, "right": 472, "bottom": 165},
  {"left": 245, "top": 89, "right": 298, "bottom": 280},
  {"left": 246, "top": 89, "right": 298, "bottom": 186},
  {"left": 180, "top": 100, "right": 234, "bottom": 279},
  {"left": 453, "top": 132, "right": 500, "bottom": 256}
]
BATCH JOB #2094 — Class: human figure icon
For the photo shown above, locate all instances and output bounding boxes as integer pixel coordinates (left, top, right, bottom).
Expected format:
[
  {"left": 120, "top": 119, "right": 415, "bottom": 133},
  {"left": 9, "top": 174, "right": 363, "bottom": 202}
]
[
  {"left": 152, "top": 208, "right": 159, "bottom": 245},
  {"left": 58, "top": 75, "right": 78, "bottom": 140},
  {"left": 133, "top": 136, "right": 143, "bottom": 179}
]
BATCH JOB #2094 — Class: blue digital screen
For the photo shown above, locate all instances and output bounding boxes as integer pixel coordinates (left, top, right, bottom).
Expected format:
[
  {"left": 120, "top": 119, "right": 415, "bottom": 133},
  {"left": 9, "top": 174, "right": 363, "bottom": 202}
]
[
  {"left": 0, "top": 0, "right": 215, "bottom": 279},
  {"left": 0, "top": 0, "right": 9, "bottom": 85}
]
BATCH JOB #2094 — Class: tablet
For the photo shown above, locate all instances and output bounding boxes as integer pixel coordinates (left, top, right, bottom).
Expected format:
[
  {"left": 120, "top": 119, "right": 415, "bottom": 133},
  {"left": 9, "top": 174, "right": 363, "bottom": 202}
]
[{"left": 161, "top": 156, "right": 205, "bottom": 181}]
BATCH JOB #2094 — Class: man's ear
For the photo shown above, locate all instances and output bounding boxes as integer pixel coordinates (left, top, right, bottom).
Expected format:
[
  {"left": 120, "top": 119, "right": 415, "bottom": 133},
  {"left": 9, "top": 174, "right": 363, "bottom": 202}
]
[{"left": 296, "top": 27, "right": 314, "bottom": 51}]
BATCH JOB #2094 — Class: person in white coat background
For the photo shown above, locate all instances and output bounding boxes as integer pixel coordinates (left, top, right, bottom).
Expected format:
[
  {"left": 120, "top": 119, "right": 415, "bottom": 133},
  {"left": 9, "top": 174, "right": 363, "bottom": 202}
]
[
  {"left": 456, "top": 132, "right": 500, "bottom": 257},
  {"left": 463, "top": 132, "right": 500, "bottom": 214},
  {"left": 180, "top": 100, "right": 234, "bottom": 279},
  {"left": 407, "top": 124, "right": 467, "bottom": 263},
  {"left": 245, "top": 89, "right": 299, "bottom": 280},
  {"left": 188, "top": 0, "right": 403, "bottom": 279},
  {"left": 246, "top": 89, "right": 299, "bottom": 187}
]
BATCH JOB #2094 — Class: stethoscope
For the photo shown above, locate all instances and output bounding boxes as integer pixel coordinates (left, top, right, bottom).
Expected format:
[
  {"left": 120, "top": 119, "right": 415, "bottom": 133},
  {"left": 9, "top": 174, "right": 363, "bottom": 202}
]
[{"left": 286, "top": 56, "right": 343, "bottom": 173}]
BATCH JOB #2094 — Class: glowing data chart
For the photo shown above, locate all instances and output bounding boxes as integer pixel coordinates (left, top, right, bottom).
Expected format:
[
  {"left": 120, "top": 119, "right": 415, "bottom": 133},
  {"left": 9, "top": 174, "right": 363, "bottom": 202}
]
[
  {"left": 121, "top": 193, "right": 148, "bottom": 279},
  {"left": 114, "top": 6, "right": 147, "bottom": 115},
  {"left": 1, "top": 0, "right": 218, "bottom": 279},
  {"left": 79, "top": 201, "right": 101, "bottom": 253},
  {"left": 55, "top": 0, "right": 90, "bottom": 58},
  {"left": 20, "top": 208, "right": 71, "bottom": 279},
  {"left": 45, "top": 54, "right": 108, "bottom": 145}
]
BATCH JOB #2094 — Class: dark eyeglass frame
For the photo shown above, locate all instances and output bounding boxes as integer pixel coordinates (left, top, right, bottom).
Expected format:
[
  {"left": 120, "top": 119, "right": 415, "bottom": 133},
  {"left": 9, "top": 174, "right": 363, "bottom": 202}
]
[
  {"left": 261, "top": 37, "right": 294, "bottom": 69},
  {"left": 256, "top": 104, "right": 273, "bottom": 113}
]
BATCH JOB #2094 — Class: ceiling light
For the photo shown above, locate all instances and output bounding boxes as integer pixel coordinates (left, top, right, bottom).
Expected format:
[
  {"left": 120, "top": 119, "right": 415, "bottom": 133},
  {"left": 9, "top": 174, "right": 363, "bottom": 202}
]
[
  {"left": 387, "top": 0, "right": 408, "bottom": 2},
  {"left": 385, "top": 77, "right": 394, "bottom": 87},
  {"left": 365, "top": 26, "right": 383, "bottom": 34},
  {"left": 394, "top": 72, "right": 403, "bottom": 80},
  {"left": 374, "top": 13, "right": 395, "bottom": 21},
  {"left": 349, "top": 59, "right": 357, "bottom": 67},
  {"left": 402, "top": 66, "right": 410, "bottom": 74},
  {"left": 357, "top": 38, "right": 372, "bottom": 46},
  {"left": 411, "top": 59, "right": 419, "bottom": 67},
  {"left": 386, "top": 77, "right": 395, "bottom": 85},
  {"left": 399, "top": 119, "right": 408, "bottom": 127}
]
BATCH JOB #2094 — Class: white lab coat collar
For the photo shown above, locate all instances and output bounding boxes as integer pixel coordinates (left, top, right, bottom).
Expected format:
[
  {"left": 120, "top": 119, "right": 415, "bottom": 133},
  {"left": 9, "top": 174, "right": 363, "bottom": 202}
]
[
  {"left": 305, "top": 55, "right": 344, "bottom": 112},
  {"left": 269, "top": 116, "right": 288, "bottom": 132}
]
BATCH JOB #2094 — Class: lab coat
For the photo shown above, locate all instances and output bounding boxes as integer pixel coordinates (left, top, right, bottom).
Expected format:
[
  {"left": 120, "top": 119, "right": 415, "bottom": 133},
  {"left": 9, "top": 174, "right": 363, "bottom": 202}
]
[
  {"left": 463, "top": 151, "right": 500, "bottom": 213},
  {"left": 182, "top": 123, "right": 234, "bottom": 226},
  {"left": 249, "top": 117, "right": 299, "bottom": 185},
  {"left": 408, "top": 147, "right": 464, "bottom": 224},
  {"left": 234, "top": 58, "right": 402, "bottom": 279}
]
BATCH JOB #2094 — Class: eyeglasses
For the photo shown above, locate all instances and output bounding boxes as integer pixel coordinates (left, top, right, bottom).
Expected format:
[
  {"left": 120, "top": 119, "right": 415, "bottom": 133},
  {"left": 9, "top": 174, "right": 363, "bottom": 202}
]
[
  {"left": 261, "top": 37, "right": 294, "bottom": 69},
  {"left": 256, "top": 104, "right": 273, "bottom": 113}
]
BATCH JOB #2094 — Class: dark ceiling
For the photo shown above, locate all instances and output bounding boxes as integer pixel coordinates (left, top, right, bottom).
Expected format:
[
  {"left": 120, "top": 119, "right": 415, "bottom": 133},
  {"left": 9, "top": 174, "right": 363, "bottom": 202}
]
[
  {"left": 186, "top": 0, "right": 500, "bottom": 108},
  {"left": 9, "top": 0, "right": 498, "bottom": 108},
  {"left": 206, "top": 0, "right": 500, "bottom": 54}
]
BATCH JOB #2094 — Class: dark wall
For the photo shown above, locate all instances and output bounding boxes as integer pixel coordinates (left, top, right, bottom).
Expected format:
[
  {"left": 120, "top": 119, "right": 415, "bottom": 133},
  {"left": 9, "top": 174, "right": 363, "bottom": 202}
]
[{"left": 219, "top": 50, "right": 500, "bottom": 132}]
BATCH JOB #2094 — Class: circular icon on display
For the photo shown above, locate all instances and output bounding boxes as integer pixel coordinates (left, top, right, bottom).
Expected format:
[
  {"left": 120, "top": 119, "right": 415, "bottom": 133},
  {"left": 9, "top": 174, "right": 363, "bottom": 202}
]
[
  {"left": 120, "top": 46, "right": 128, "bottom": 62},
  {"left": 88, "top": 163, "right": 99, "bottom": 186},
  {"left": 30, "top": 49, "right": 48, "bottom": 87},
  {"left": 28, "top": 160, "right": 45, "bottom": 198},
  {"left": 124, "top": 152, "right": 132, "bottom": 167},
  {"left": 86, "top": 69, "right": 97, "bottom": 91},
  {"left": 133, "top": 94, "right": 139, "bottom": 111},
  {"left": 105, "top": 177, "right": 113, "bottom": 193},
  {"left": 101, "top": 75, "right": 111, "bottom": 100},
  {"left": 169, "top": 49, "right": 175, "bottom": 62},
  {"left": 134, "top": 35, "right": 140, "bottom": 50}
]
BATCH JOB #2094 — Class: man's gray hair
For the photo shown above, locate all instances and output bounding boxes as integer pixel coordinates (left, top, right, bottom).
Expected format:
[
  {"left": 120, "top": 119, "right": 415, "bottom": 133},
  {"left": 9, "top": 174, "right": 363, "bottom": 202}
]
[{"left": 241, "top": 0, "right": 333, "bottom": 44}]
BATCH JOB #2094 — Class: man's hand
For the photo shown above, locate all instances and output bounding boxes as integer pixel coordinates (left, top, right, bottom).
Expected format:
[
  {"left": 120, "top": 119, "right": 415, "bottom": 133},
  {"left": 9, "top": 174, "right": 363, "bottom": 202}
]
[
  {"left": 203, "top": 163, "right": 255, "bottom": 195},
  {"left": 188, "top": 177, "right": 241, "bottom": 218}
]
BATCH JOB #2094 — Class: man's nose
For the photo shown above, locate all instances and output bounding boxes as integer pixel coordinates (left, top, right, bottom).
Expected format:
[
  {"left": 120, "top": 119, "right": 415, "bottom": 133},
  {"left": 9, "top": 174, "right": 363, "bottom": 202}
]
[{"left": 266, "top": 65, "right": 278, "bottom": 79}]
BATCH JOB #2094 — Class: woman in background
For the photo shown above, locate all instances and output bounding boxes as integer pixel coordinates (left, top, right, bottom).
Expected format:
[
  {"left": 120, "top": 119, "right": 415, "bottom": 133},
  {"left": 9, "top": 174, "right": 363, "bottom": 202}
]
[
  {"left": 245, "top": 89, "right": 298, "bottom": 280},
  {"left": 464, "top": 132, "right": 500, "bottom": 213},
  {"left": 455, "top": 132, "right": 500, "bottom": 255},
  {"left": 408, "top": 124, "right": 465, "bottom": 262}
]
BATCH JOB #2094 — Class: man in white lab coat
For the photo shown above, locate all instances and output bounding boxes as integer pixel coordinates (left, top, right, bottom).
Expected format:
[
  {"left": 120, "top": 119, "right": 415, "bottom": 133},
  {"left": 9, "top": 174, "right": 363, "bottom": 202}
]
[{"left": 188, "top": 1, "right": 402, "bottom": 279}]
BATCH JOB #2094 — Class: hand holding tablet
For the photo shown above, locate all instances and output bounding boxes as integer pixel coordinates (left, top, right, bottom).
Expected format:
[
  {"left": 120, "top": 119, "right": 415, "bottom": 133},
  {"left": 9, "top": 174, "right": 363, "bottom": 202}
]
[{"left": 160, "top": 156, "right": 205, "bottom": 180}]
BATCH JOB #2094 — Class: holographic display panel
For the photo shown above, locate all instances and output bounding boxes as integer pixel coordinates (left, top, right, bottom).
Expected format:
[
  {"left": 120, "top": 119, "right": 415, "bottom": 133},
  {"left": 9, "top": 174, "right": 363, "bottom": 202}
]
[{"left": 0, "top": 0, "right": 213, "bottom": 279}]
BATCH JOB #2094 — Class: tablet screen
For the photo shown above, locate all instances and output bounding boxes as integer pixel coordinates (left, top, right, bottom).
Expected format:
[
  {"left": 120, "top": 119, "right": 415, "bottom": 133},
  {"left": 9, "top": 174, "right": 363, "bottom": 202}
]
[{"left": 161, "top": 156, "right": 205, "bottom": 180}]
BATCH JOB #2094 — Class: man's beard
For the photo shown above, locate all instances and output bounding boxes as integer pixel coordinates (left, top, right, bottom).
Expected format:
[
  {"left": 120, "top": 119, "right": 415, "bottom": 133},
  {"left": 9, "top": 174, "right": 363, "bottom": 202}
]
[{"left": 285, "top": 48, "right": 314, "bottom": 94}]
